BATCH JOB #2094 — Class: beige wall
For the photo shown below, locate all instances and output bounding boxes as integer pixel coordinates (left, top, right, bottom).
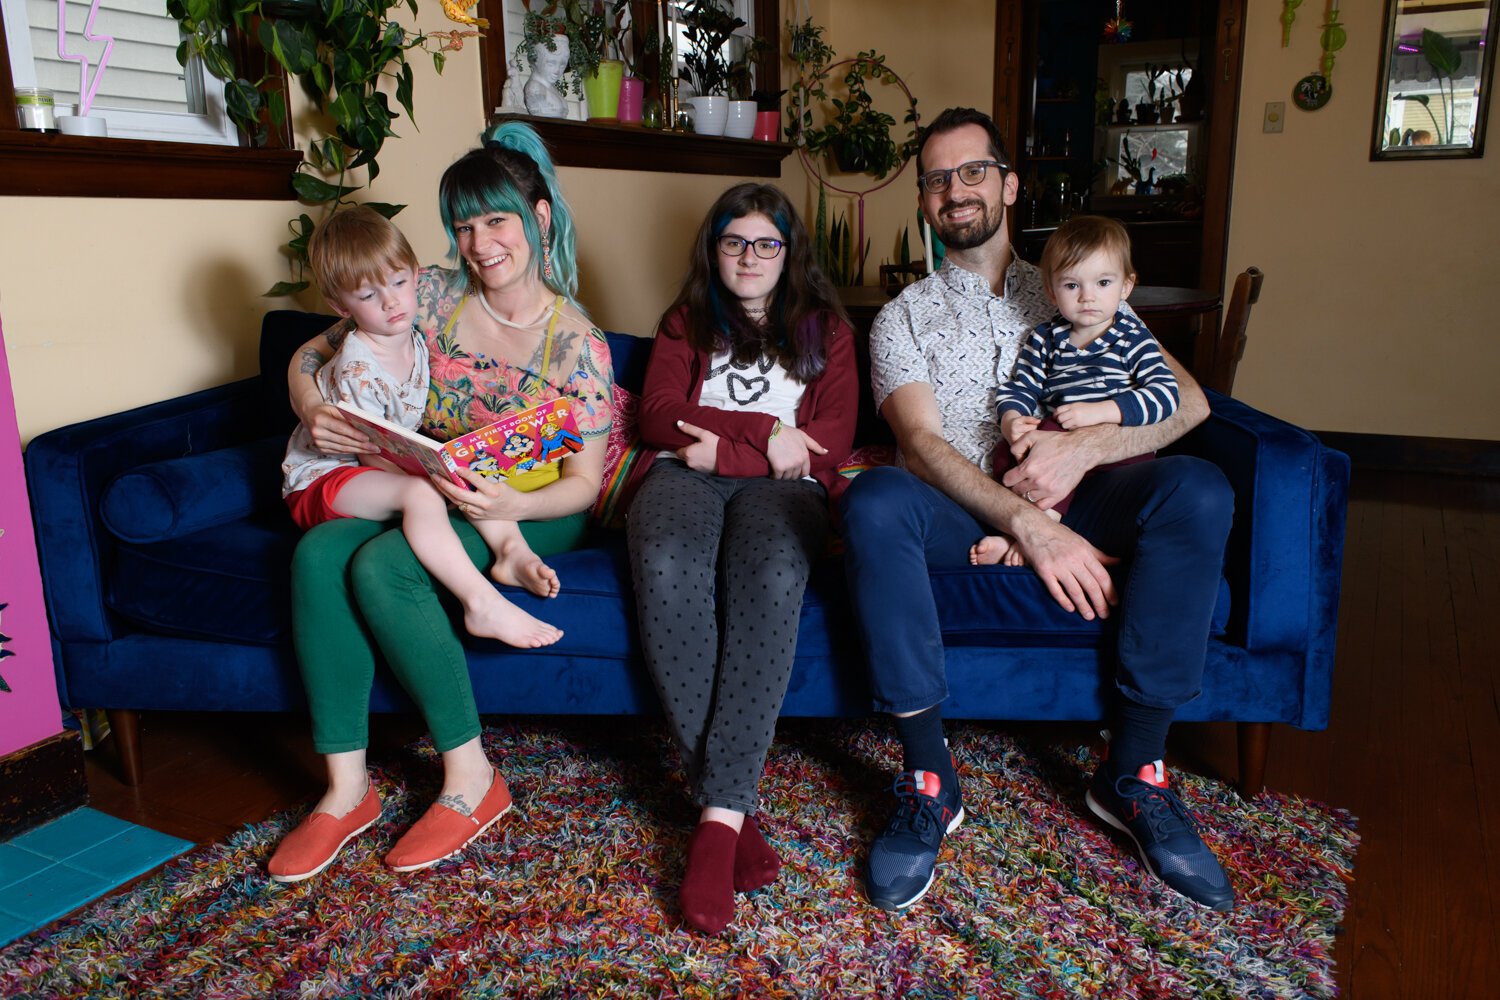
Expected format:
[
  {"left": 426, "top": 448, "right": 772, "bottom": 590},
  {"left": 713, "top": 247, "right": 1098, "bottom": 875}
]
[
  {"left": 9, "top": 1, "right": 1484, "bottom": 443},
  {"left": 803, "top": 0, "right": 996, "bottom": 281},
  {"left": 0, "top": 7, "right": 811, "bottom": 443},
  {"left": 1226, "top": 0, "right": 1498, "bottom": 439},
  {"left": 1, "top": 12, "right": 488, "bottom": 444}
]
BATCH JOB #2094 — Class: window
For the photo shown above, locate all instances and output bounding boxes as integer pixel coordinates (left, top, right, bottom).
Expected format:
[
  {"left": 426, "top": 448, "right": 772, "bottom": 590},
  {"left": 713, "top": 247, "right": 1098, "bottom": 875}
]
[
  {"left": 477, "top": 0, "right": 790, "bottom": 177},
  {"left": 2, "top": 0, "right": 236, "bottom": 143},
  {"left": 1093, "top": 40, "right": 1203, "bottom": 199},
  {"left": 0, "top": 1, "right": 300, "bottom": 198},
  {"left": 668, "top": 0, "right": 759, "bottom": 99}
]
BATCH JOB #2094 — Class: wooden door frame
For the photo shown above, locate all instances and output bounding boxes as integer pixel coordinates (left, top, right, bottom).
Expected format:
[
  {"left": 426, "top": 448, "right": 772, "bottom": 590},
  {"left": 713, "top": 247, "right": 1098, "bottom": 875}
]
[{"left": 992, "top": 0, "right": 1249, "bottom": 299}]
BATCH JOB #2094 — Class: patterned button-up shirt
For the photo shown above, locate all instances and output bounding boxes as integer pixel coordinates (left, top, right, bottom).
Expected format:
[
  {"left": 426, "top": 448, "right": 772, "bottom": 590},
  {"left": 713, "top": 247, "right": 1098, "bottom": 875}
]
[{"left": 870, "top": 256, "right": 1055, "bottom": 473}]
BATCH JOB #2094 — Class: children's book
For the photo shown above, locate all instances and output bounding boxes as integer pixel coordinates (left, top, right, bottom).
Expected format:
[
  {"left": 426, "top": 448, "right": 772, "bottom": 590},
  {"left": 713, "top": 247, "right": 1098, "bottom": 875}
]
[{"left": 335, "top": 397, "right": 585, "bottom": 490}]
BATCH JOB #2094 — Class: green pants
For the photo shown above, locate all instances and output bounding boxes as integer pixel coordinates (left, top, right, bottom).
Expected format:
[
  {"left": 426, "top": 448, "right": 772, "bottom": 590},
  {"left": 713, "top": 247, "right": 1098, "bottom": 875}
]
[{"left": 290, "top": 510, "right": 588, "bottom": 754}]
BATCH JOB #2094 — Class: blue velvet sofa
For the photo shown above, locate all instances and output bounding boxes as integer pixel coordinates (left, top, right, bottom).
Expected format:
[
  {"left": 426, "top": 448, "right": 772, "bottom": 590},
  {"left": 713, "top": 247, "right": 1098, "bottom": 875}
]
[{"left": 24, "top": 311, "right": 1350, "bottom": 792}]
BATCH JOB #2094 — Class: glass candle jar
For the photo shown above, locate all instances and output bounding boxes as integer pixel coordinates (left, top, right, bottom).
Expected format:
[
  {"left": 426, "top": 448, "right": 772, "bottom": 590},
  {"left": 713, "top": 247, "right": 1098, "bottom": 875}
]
[{"left": 15, "top": 88, "right": 57, "bottom": 132}]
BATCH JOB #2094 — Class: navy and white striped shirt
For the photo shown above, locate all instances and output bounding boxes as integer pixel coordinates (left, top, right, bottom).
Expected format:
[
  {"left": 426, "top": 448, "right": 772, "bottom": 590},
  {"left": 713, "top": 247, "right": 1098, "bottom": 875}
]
[{"left": 994, "top": 310, "right": 1179, "bottom": 426}]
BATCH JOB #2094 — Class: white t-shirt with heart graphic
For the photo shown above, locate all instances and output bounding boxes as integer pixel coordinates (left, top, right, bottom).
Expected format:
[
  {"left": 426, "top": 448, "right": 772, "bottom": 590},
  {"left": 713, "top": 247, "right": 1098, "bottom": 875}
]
[{"left": 698, "top": 350, "right": 806, "bottom": 426}]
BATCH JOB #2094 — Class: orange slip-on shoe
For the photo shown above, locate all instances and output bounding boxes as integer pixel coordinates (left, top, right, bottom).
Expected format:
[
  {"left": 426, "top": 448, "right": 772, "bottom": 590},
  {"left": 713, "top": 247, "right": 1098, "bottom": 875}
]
[
  {"left": 268, "top": 783, "right": 382, "bottom": 883},
  {"left": 384, "top": 771, "right": 512, "bottom": 873}
]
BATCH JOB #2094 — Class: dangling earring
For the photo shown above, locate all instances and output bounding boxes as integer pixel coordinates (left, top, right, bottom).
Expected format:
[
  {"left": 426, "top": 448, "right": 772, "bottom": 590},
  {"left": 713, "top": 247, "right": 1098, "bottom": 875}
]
[
  {"left": 464, "top": 258, "right": 478, "bottom": 292},
  {"left": 541, "top": 230, "right": 554, "bottom": 284}
]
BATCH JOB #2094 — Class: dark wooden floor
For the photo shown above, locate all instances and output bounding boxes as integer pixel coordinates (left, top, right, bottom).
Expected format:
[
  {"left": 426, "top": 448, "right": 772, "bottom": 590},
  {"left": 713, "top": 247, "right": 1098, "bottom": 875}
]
[{"left": 84, "top": 469, "right": 1499, "bottom": 998}]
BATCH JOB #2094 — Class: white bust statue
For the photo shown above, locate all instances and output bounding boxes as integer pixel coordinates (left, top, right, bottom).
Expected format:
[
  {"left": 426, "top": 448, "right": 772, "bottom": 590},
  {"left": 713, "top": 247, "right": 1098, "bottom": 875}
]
[
  {"left": 524, "top": 36, "right": 571, "bottom": 119},
  {"left": 498, "top": 49, "right": 528, "bottom": 114}
]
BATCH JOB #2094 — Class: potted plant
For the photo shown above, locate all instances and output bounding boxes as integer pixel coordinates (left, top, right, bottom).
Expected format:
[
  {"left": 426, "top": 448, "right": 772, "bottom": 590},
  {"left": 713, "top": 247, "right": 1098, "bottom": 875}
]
[
  {"left": 786, "top": 19, "right": 918, "bottom": 181},
  {"left": 681, "top": 0, "right": 745, "bottom": 135},
  {"left": 1154, "top": 65, "right": 1181, "bottom": 123},
  {"left": 1105, "top": 134, "right": 1144, "bottom": 194},
  {"left": 168, "top": 0, "right": 481, "bottom": 295},
  {"left": 615, "top": 7, "right": 658, "bottom": 124},
  {"left": 520, "top": 3, "right": 578, "bottom": 116},
  {"left": 1134, "top": 65, "right": 1162, "bottom": 124},
  {"left": 521, "top": 1, "right": 625, "bottom": 120},
  {"left": 576, "top": 1, "right": 626, "bottom": 120},
  {"left": 1174, "top": 48, "right": 1205, "bottom": 121},
  {"left": 723, "top": 36, "right": 768, "bottom": 139},
  {"left": 750, "top": 87, "right": 786, "bottom": 141}
]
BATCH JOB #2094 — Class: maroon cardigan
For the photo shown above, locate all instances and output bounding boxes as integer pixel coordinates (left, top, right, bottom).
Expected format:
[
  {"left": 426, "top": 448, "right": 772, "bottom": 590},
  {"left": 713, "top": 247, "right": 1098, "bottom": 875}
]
[{"left": 637, "top": 307, "right": 860, "bottom": 501}]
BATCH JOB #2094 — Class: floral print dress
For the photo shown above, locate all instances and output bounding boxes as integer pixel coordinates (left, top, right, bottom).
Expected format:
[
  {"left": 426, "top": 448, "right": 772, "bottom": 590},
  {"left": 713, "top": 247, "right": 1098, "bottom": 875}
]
[{"left": 414, "top": 267, "right": 614, "bottom": 491}]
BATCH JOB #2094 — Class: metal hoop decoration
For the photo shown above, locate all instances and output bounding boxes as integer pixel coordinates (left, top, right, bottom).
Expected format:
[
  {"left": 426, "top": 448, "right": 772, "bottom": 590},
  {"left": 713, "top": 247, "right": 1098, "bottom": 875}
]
[{"left": 792, "top": 57, "right": 921, "bottom": 284}]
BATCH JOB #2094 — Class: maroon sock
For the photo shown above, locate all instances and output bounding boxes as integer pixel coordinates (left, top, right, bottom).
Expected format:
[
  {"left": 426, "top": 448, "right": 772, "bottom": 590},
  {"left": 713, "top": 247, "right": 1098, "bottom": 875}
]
[
  {"left": 733, "top": 815, "right": 781, "bottom": 893},
  {"left": 679, "top": 821, "right": 738, "bottom": 934}
]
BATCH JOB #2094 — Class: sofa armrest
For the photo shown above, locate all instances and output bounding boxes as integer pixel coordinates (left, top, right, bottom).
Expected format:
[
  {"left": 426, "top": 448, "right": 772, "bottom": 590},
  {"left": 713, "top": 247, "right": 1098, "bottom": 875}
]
[
  {"left": 1167, "top": 391, "right": 1350, "bottom": 724},
  {"left": 24, "top": 378, "right": 271, "bottom": 645}
]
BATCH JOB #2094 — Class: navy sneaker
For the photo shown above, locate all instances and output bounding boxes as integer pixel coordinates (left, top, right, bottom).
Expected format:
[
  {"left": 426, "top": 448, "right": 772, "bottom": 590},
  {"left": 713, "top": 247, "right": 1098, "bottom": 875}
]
[
  {"left": 1085, "top": 760, "right": 1236, "bottom": 911},
  {"left": 865, "top": 769, "right": 965, "bottom": 911}
]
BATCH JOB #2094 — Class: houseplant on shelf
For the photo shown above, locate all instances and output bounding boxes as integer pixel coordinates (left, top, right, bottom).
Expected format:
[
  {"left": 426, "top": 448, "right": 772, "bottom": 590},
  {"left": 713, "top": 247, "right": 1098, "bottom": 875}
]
[
  {"left": 724, "top": 35, "right": 768, "bottom": 139},
  {"left": 168, "top": 0, "right": 482, "bottom": 296},
  {"left": 615, "top": 9, "right": 659, "bottom": 124},
  {"left": 521, "top": 1, "right": 626, "bottom": 120},
  {"left": 680, "top": 0, "right": 745, "bottom": 136}
]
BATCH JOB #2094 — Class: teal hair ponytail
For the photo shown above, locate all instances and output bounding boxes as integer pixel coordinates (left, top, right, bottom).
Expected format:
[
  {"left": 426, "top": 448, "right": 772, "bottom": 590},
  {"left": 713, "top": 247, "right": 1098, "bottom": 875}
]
[{"left": 439, "top": 121, "right": 580, "bottom": 301}]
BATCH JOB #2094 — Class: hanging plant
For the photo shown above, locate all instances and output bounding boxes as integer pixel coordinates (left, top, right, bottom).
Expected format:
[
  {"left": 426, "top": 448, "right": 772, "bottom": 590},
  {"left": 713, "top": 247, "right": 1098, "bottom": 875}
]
[
  {"left": 169, "top": 0, "right": 483, "bottom": 295},
  {"left": 785, "top": 19, "right": 918, "bottom": 181}
]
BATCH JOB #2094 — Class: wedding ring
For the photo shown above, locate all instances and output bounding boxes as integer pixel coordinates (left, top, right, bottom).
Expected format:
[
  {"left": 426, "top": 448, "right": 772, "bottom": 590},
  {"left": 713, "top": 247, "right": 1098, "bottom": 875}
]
[
  {"left": 1024, "top": 491, "right": 1035, "bottom": 503},
  {"left": 460, "top": 502, "right": 472, "bottom": 515}
]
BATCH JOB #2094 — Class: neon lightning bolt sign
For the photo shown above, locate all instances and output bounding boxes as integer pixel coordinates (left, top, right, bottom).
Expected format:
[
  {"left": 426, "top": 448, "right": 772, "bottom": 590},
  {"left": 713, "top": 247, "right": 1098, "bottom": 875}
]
[{"left": 56, "top": 0, "right": 116, "bottom": 118}]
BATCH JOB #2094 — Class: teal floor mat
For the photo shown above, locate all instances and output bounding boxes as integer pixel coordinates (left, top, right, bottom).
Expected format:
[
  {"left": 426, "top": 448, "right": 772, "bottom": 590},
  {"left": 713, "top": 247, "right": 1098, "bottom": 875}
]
[{"left": 0, "top": 808, "right": 191, "bottom": 945}]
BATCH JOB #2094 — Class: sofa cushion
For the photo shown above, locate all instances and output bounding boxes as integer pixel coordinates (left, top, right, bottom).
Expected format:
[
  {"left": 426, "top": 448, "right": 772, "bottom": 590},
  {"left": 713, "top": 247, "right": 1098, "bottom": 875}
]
[
  {"left": 103, "top": 508, "right": 1225, "bottom": 654},
  {"left": 100, "top": 436, "right": 287, "bottom": 544},
  {"left": 108, "top": 513, "right": 301, "bottom": 645},
  {"left": 933, "top": 565, "right": 1230, "bottom": 646},
  {"left": 591, "top": 384, "right": 655, "bottom": 531}
]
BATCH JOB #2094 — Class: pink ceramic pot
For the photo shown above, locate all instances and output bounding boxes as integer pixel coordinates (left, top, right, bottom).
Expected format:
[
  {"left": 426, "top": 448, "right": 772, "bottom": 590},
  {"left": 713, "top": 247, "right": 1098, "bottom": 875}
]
[
  {"left": 617, "top": 77, "right": 644, "bottom": 124},
  {"left": 752, "top": 110, "right": 780, "bottom": 142}
]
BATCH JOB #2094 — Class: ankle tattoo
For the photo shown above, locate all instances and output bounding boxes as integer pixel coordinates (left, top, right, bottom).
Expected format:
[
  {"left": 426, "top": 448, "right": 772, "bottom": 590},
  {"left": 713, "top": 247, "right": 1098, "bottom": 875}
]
[{"left": 435, "top": 793, "right": 474, "bottom": 817}]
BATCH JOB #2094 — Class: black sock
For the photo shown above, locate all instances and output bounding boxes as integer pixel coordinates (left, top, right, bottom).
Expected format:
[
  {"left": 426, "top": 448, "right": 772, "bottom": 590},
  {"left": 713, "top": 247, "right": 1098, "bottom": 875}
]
[
  {"left": 1109, "top": 699, "right": 1175, "bottom": 779},
  {"left": 892, "top": 706, "right": 957, "bottom": 788}
]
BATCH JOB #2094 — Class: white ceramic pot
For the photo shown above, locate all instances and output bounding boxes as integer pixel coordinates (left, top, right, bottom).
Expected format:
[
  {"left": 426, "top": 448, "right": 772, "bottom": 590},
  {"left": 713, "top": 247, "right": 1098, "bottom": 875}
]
[
  {"left": 688, "top": 95, "right": 728, "bottom": 137},
  {"left": 57, "top": 115, "right": 107, "bottom": 136},
  {"left": 723, "top": 100, "right": 758, "bottom": 139}
]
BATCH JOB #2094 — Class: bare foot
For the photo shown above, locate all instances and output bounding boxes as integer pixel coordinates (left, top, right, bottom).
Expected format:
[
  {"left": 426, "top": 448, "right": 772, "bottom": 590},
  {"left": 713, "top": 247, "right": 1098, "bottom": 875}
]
[
  {"left": 490, "top": 541, "right": 561, "bottom": 598},
  {"left": 463, "top": 594, "right": 563, "bottom": 648},
  {"left": 970, "top": 535, "right": 1014, "bottom": 566}
]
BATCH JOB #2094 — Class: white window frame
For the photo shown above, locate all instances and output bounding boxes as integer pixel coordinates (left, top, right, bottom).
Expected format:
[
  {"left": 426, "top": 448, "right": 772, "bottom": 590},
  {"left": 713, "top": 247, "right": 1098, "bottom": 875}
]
[{"left": 2, "top": 0, "right": 238, "bottom": 145}]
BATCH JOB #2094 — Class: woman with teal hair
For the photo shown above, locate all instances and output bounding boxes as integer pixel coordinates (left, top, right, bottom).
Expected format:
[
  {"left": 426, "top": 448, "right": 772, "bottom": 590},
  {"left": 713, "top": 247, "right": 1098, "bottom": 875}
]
[{"left": 268, "top": 122, "right": 614, "bottom": 882}]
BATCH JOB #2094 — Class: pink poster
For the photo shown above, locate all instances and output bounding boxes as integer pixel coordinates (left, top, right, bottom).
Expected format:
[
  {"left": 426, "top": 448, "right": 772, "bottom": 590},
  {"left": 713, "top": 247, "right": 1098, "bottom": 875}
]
[{"left": 0, "top": 316, "right": 64, "bottom": 757}]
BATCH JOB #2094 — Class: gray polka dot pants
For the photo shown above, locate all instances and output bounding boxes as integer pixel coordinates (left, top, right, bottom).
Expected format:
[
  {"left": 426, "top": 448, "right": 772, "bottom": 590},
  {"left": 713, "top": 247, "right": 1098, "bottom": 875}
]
[{"left": 626, "top": 458, "right": 830, "bottom": 814}]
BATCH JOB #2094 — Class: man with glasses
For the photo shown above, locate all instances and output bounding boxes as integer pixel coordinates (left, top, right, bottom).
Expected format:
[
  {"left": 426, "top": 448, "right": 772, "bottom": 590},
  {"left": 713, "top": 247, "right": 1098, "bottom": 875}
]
[{"left": 842, "top": 107, "right": 1237, "bottom": 913}]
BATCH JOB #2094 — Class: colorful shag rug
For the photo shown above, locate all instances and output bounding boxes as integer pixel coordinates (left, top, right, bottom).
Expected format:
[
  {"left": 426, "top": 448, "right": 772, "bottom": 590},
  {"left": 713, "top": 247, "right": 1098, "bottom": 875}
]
[{"left": 0, "top": 722, "right": 1357, "bottom": 999}]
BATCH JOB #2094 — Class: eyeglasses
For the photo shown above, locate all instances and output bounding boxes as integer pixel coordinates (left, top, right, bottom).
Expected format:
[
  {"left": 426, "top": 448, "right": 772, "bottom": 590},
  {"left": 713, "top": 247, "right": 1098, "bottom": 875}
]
[
  {"left": 717, "top": 235, "right": 786, "bottom": 259},
  {"left": 916, "top": 159, "right": 1009, "bottom": 194}
]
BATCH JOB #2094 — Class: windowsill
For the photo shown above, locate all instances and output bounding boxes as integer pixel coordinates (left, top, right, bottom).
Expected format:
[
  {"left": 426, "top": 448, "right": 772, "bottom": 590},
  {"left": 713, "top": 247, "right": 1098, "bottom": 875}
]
[
  {"left": 0, "top": 131, "right": 302, "bottom": 199},
  {"left": 492, "top": 114, "right": 796, "bottom": 178}
]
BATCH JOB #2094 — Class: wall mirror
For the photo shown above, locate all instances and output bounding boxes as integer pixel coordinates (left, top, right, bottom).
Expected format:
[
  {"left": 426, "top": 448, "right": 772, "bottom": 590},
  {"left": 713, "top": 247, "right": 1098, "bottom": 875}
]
[{"left": 1372, "top": 0, "right": 1499, "bottom": 159}]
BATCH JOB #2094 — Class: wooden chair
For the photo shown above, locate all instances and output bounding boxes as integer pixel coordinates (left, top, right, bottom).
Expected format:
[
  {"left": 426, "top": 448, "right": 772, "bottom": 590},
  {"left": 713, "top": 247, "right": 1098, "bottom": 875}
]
[
  {"left": 878, "top": 260, "right": 927, "bottom": 297},
  {"left": 1205, "top": 266, "right": 1264, "bottom": 395}
]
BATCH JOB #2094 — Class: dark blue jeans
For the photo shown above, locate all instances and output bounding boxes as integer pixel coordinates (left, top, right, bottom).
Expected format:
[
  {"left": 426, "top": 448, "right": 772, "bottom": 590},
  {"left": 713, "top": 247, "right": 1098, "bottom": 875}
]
[{"left": 840, "top": 457, "right": 1233, "bottom": 715}]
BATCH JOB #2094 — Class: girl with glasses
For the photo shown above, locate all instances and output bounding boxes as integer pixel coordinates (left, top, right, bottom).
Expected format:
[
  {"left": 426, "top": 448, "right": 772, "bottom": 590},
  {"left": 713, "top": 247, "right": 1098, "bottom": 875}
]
[{"left": 626, "top": 182, "right": 858, "bottom": 934}]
